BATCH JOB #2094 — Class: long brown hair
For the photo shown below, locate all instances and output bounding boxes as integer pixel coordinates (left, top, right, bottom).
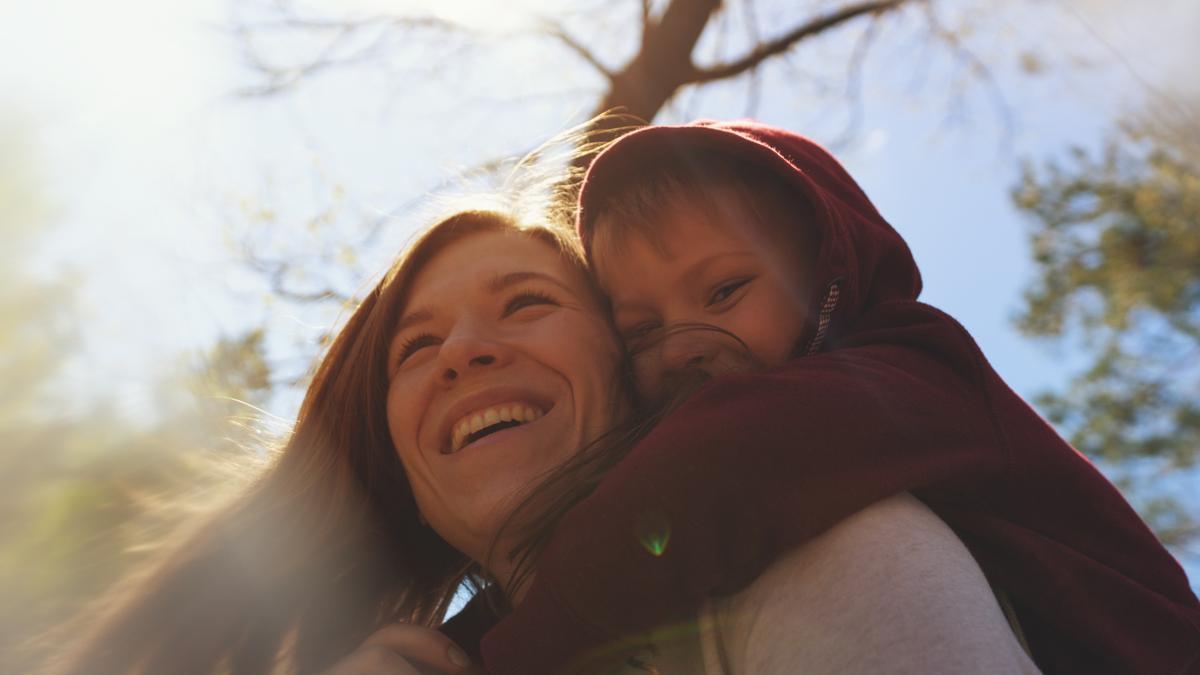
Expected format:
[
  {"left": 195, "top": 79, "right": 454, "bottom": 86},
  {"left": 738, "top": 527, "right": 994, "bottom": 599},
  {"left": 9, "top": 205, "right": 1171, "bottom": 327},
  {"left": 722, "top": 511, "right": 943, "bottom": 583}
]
[{"left": 49, "top": 209, "right": 589, "bottom": 675}]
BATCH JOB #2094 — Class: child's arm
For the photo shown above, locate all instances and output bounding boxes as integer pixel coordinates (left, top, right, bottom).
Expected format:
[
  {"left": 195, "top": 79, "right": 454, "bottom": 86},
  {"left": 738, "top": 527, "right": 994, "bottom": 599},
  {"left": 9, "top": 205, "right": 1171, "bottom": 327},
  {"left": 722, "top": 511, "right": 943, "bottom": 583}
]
[{"left": 481, "top": 343, "right": 1007, "bottom": 674}]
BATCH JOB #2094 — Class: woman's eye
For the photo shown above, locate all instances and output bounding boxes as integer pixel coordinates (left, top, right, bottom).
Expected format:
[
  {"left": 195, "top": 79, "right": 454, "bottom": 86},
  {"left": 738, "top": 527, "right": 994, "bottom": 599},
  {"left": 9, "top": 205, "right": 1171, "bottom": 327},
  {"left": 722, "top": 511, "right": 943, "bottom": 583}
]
[
  {"left": 503, "top": 291, "right": 559, "bottom": 317},
  {"left": 707, "top": 278, "right": 752, "bottom": 306},
  {"left": 397, "top": 333, "right": 440, "bottom": 365}
]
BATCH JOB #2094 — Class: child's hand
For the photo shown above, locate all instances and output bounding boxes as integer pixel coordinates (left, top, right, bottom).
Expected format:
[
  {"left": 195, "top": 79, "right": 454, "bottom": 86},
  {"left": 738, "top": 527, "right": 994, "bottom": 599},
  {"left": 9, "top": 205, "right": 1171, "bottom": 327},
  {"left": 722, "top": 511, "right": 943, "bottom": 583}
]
[{"left": 320, "top": 623, "right": 479, "bottom": 675}]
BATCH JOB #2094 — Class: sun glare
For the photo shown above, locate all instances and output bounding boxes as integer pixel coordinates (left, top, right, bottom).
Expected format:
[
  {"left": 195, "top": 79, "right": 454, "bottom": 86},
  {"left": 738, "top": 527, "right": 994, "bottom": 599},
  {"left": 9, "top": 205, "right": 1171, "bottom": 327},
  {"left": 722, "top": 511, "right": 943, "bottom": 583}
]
[{"left": 327, "top": 0, "right": 561, "bottom": 35}]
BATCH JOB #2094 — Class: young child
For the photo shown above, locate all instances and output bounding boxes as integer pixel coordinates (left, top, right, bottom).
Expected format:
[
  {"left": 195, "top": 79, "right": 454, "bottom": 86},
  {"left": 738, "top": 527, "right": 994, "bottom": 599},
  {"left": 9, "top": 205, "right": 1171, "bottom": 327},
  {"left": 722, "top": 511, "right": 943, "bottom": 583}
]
[{"left": 478, "top": 120, "right": 1200, "bottom": 673}]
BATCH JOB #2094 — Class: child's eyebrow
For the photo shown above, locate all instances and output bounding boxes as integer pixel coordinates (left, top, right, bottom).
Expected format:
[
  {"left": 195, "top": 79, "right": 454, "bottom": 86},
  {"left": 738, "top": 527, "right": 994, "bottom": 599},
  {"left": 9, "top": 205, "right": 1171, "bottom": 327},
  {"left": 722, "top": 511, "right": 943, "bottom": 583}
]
[
  {"left": 608, "top": 251, "right": 758, "bottom": 316},
  {"left": 681, "top": 251, "right": 757, "bottom": 287}
]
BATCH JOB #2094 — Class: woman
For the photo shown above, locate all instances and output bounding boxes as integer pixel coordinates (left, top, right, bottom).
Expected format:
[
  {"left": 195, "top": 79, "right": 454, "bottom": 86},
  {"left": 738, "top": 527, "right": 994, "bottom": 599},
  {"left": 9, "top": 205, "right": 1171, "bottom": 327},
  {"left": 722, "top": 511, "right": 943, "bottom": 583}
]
[
  {"left": 52, "top": 210, "right": 578, "bottom": 675},
  {"left": 54, "top": 206, "right": 1031, "bottom": 674}
]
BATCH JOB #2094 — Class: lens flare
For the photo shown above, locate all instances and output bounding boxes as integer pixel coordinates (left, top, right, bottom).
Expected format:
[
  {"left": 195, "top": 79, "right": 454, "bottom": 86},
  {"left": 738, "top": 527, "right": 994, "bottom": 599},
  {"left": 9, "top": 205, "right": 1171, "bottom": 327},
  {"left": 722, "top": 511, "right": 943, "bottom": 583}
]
[{"left": 635, "top": 508, "right": 671, "bottom": 557}]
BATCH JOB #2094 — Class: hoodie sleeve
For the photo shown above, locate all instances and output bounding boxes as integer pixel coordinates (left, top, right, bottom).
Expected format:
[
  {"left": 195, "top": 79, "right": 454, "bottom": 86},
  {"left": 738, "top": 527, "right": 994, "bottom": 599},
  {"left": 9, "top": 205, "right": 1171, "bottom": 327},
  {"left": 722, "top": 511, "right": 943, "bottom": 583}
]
[{"left": 480, "top": 342, "right": 1008, "bottom": 674}]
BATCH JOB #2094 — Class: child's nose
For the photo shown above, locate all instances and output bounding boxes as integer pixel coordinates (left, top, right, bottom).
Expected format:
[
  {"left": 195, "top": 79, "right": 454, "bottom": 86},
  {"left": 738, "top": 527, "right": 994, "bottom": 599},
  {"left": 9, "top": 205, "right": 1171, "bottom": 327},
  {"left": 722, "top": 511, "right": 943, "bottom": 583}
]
[{"left": 658, "top": 331, "right": 720, "bottom": 372}]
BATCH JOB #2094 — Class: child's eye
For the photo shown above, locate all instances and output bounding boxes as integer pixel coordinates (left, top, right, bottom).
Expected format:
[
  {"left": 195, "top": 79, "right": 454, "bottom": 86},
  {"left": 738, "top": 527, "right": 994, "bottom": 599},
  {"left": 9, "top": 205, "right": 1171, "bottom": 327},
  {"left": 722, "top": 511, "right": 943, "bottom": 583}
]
[
  {"left": 397, "top": 333, "right": 440, "bottom": 365},
  {"left": 503, "top": 290, "right": 560, "bottom": 317},
  {"left": 707, "top": 278, "right": 752, "bottom": 306},
  {"left": 623, "top": 321, "right": 662, "bottom": 342}
]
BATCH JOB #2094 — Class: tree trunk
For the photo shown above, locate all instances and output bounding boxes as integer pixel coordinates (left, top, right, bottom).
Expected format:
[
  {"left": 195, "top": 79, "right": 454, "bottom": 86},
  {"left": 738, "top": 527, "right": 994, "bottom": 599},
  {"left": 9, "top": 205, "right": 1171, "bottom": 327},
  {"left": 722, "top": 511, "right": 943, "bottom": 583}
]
[{"left": 586, "top": 0, "right": 722, "bottom": 145}]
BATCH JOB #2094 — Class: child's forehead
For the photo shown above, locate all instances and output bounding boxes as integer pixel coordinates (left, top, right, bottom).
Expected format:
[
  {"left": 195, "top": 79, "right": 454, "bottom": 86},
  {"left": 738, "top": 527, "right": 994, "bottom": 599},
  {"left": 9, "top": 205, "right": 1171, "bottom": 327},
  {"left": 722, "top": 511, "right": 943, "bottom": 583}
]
[
  {"left": 594, "top": 183, "right": 773, "bottom": 255},
  {"left": 593, "top": 197, "right": 705, "bottom": 262}
]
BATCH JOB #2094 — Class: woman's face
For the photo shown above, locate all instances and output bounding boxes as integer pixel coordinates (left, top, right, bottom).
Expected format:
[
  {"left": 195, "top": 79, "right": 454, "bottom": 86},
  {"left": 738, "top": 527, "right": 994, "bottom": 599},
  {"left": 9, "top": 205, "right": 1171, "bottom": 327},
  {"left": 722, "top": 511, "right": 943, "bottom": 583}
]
[{"left": 386, "top": 230, "right": 622, "bottom": 563}]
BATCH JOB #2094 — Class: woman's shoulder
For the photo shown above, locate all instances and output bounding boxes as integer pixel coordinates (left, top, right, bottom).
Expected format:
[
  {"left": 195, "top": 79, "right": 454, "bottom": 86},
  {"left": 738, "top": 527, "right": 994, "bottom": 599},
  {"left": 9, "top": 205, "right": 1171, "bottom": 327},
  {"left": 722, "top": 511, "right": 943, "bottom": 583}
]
[{"left": 708, "top": 493, "right": 1038, "bottom": 674}]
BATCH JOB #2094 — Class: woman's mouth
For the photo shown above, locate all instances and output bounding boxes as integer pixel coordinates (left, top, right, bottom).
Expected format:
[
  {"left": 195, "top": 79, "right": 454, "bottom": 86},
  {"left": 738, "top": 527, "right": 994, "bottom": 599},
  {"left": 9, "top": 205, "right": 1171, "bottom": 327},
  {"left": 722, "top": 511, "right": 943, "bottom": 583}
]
[{"left": 445, "top": 401, "right": 547, "bottom": 454}]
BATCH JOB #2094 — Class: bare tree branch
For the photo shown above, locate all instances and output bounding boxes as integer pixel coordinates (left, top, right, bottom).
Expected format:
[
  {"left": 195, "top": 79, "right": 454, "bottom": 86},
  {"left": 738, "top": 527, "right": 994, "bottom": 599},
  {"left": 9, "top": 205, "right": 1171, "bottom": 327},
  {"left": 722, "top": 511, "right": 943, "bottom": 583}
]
[
  {"left": 542, "top": 20, "right": 614, "bottom": 78},
  {"left": 234, "top": 21, "right": 363, "bottom": 98},
  {"left": 827, "top": 15, "right": 882, "bottom": 149},
  {"left": 240, "top": 243, "right": 346, "bottom": 303},
  {"left": 741, "top": 0, "right": 763, "bottom": 117},
  {"left": 236, "top": 13, "right": 461, "bottom": 34},
  {"left": 232, "top": 10, "right": 472, "bottom": 97},
  {"left": 688, "top": 0, "right": 911, "bottom": 84},
  {"left": 588, "top": 0, "right": 721, "bottom": 142},
  {"left": 920, "top": 2, "right": 1014, "bottom": 149},
  {"left": 236, "top": 152, "right": 517, "bottom": 306}
]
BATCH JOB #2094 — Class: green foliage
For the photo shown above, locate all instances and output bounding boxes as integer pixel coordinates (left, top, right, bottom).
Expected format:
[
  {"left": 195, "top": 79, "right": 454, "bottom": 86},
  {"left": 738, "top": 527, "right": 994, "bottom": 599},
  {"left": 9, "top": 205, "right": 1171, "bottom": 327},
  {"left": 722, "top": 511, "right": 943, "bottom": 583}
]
[
  {"left": 0, "top": 331, "right": 274, "bottom": 672},
  {"left": 0, "top": 125, "right": 273, "bottom": 672},
  {"left": 1013, "top": 106, "right": 1200, "bottom": 545}
]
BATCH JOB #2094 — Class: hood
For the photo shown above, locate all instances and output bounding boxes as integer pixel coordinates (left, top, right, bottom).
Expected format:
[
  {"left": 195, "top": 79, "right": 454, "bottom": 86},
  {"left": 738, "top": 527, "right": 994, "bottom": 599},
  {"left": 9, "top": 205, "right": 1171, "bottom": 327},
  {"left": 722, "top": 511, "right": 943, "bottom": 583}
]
[{"left": 577, "top": 119, "right": 922, "bottom": 349}]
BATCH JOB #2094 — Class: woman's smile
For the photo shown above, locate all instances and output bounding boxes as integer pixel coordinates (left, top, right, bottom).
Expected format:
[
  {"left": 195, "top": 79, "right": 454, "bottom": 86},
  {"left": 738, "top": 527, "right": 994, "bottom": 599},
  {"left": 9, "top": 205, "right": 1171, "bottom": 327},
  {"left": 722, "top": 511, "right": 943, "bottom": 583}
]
[
  {"left": 434, "top": 385, "right": 556, "bottom": 454},
  {"left": 385, "top": 229, "right": 621, "bottom": 561},
  {"left": 446, "top": 399, "right": 549, "bottom": 454},
  {"left": 447, "top": 401, "right": 551, "bottom": 455}
]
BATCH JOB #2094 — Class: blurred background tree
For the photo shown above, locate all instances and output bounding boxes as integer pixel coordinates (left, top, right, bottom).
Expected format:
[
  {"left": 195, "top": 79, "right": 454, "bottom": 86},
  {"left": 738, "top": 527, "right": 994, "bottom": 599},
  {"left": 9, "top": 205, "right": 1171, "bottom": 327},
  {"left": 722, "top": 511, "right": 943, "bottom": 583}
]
[
  {"left": 0, "top": 120, "right": 273, "bottom": 671},
  {"left": 234, "top": 0, "right": 980, "bottom": 146},
  {"left": 229, "top": 0, "right": 1024, "bottom": 365},
  {"left": 1013, "top": 97, "right": 1200, "bottom": 548}
]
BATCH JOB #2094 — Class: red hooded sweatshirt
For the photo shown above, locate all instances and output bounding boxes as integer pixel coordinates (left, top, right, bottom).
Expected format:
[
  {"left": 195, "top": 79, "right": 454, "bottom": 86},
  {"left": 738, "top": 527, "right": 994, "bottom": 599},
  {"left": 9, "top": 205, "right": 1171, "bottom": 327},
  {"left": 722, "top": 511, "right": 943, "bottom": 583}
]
[{"left": 475, "top": 120, "right": 1200, "bottom": 673}]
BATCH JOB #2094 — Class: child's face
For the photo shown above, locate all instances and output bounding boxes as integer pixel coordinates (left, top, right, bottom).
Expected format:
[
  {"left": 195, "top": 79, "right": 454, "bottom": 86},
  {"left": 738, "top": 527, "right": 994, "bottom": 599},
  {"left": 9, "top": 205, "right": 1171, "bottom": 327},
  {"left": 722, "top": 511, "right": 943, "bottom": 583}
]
[{"left": 594, "top": 184, "right": 813, "bottom": 401}]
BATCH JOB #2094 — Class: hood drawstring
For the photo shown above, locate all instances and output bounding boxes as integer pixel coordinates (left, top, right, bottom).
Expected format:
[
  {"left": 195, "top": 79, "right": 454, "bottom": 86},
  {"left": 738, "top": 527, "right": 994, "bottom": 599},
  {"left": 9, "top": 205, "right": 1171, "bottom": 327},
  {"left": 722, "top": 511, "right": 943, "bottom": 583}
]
[{"left": 804, "top": 279, "right": 842, "bottom": 356}]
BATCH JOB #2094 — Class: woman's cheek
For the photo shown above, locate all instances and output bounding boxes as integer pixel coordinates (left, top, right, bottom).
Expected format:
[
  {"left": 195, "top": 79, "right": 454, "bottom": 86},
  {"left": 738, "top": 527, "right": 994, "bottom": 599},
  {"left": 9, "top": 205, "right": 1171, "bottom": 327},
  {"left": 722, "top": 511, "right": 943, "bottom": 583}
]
[
  {"left": 542, "top": 313, "right": 615, "bottom": 352},
  {"left": 386, "top": 369, "right": 434, "bottom": 452}
]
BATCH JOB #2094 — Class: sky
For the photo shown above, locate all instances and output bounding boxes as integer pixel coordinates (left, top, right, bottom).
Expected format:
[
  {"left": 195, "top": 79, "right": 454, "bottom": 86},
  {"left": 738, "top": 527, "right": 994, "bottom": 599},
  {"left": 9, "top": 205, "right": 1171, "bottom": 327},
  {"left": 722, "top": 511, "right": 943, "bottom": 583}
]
[{"left": 2, "top": 0, "right": 1197, "bottom": 571}]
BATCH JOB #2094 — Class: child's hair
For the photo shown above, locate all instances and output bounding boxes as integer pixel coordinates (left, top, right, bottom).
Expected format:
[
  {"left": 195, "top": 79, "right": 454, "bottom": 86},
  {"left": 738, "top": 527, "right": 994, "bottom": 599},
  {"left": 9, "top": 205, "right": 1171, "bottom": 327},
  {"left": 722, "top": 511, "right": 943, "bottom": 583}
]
[{"left": 582, "top": 148, "right": 819, "bottom": 262}]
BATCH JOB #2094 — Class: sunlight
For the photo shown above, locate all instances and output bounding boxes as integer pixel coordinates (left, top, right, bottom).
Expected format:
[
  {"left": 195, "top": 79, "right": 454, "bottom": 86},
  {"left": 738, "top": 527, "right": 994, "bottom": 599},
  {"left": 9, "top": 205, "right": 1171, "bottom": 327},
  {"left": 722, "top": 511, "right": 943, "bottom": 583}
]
[{"left": 329, "top": 0, "right": 563, "bottom": 35}]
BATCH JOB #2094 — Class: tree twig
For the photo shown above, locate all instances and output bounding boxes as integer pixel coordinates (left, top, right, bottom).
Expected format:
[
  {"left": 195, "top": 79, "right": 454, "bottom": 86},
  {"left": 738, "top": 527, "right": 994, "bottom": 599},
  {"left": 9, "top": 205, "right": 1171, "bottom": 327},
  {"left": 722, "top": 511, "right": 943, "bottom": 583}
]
[
  {"left": 921, "top": 2, "right": 1014, "bottom": 152},
  {"left": 828, "top": 15, "right": 882, "bottom": 149},
  {"left": 232, "top": 10, "right": 471, "bottom": 97},
  {"left": 542, "top": 20, "right": 614, "bottom": 78},
  {"left": 687, "top": 0, "right": 911, "bottom": 84},
  {"left": 741, "top": 0, "right": 763, "bottom": 118}
]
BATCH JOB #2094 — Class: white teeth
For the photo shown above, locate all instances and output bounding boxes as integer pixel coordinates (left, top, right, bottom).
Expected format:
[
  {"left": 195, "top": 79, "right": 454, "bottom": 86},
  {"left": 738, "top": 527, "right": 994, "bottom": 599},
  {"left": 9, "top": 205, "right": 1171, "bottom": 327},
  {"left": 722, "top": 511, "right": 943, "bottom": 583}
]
[{"left": 447, "top": 401, "right": 547, "bottom": 453}]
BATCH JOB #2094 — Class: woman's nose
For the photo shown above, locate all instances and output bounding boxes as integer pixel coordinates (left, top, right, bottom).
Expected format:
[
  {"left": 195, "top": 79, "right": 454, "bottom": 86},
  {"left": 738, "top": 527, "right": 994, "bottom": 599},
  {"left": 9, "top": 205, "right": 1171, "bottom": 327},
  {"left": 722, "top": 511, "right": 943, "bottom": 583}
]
[{"left": 437, "top": 322, "right": 510, "bottom": 383}]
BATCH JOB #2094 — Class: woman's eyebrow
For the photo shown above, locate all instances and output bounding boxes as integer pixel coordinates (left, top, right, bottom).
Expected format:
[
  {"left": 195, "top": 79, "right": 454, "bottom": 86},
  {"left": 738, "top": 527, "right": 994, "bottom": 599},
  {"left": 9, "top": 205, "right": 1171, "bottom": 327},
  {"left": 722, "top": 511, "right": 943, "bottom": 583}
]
[
  {"left": 394, "top": 308, "right": 433, "bottom": 334},
  {"left": 488, "top": 270, "right": 574, "bottom": 295},
  {"left": 396, "top": 269, "right": 573, "bottom": 331},
  {"left": 395, "top": 271, "right": 575, "bottom": 335}
]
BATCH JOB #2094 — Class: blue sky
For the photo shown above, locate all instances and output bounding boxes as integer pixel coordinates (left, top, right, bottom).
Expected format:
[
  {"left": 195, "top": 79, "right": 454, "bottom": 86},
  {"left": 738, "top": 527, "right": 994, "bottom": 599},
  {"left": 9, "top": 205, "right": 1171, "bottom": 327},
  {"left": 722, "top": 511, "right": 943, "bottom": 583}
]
[{"left": 2, "top": 0, "right": 1196, "bottom": 579}]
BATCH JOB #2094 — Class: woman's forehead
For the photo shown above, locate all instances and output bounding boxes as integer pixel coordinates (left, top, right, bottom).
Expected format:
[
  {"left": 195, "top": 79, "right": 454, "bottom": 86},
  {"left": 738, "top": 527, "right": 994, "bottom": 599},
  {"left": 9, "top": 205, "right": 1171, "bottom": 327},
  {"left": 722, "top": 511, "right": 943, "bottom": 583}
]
[
  {"left": 400, "top": 230, "right": 594, "bottom": 321},
  {"left": 414, "top": 230, "right": 561, "bottom": 286}
]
